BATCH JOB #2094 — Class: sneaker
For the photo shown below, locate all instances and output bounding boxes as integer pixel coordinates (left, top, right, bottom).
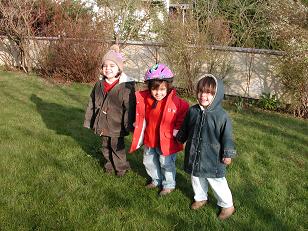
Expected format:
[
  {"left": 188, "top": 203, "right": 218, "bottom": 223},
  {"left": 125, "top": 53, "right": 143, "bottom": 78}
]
[
  {"left": 145, "top": 183, "right": 158, "bottom": 189},
  {"left": 218, "top": 206, "right": 235, "bottom": 220},
  {"left": 159, "top": 188, "right": 174, "bottom": 196},
  {"left": 191, "top": 200, "right": 207, "bottom": 210}
]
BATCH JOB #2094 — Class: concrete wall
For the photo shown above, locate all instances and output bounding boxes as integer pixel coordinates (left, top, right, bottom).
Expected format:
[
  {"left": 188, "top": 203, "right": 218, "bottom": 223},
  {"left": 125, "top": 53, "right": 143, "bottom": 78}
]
[
  {"left": 0, "top": 38, "right": 282, "bottom": 99},
  {"left": 122, "top": 44, "right": 282, "bottom": 99},
  {"left": 221, "top": 51, "right": 281, "bottom": 98}
]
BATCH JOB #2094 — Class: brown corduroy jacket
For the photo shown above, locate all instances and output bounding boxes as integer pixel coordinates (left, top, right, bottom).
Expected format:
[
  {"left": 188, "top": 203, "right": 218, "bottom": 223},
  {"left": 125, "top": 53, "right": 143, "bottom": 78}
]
[{"left": 83, "top": 73, "right": 136, "bottom": 137}]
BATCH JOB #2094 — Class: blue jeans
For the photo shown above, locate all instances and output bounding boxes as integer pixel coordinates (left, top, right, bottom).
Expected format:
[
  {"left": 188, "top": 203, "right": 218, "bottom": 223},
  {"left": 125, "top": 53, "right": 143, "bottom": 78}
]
[{"left": 143, "top": 146, "right": 177, "bottom": 189}]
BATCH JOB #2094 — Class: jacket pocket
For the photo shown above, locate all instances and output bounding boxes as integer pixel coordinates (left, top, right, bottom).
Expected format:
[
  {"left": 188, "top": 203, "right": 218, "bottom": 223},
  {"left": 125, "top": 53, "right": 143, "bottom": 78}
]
[
  {"left": 209, "top": 143, "right": 221, "bottom": 163},
  {"left": 164, "top": 131, "right": 174, "bottom": 139}
]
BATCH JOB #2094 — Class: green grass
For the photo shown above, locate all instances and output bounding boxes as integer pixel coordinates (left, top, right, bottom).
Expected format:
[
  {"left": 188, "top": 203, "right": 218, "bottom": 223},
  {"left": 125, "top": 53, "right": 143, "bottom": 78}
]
[{"left": 0, "top": 71, "right": 307, "bottom": 231}]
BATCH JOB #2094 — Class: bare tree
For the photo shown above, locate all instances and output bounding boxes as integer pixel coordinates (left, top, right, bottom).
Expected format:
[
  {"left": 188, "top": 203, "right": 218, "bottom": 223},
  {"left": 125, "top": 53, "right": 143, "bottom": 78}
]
[
  {"left": 37, "top": 0, "right": 111, "bottom": 83},
  {"left": 160, "top": 4, "right": 234, "bottom": 94},
  {"left": 0, "top": 0, "right": 42, "bottom": 72},
  {"left": 96, "top": 0, "right": 160, "bottom": 46},
  {"left": 267, "top": 0, "right": 308, "bottom": 118}
]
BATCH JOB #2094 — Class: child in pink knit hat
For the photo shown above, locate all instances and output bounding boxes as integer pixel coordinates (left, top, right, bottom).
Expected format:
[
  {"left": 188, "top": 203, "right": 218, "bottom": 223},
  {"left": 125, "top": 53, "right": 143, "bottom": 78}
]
[
  {"left": 101, "top": 44, "right": 124, "bottom": 72},
  {"left": 84, "top": 44, "right": 136, "bottom": 177}
]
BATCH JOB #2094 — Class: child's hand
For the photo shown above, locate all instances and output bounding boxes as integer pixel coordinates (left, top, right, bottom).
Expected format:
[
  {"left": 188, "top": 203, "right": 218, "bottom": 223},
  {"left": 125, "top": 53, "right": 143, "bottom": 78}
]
[
  {"left": 222, "top": 158, "right": 232, "bottom": 165},
  {"left": 173, "top": 129, "right": 179, "bottom": 137}
]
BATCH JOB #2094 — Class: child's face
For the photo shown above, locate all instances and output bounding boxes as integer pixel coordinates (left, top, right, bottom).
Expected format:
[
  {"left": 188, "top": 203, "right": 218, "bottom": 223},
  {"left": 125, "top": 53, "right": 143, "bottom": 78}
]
[
  {"left": 150, "top": 82, "right": 168, "bottom": 101},
  {"left": 197, "top": 91, "right": 214, "bottom": 107},
  {"left": 102, "top": 60, "right": 120, "bottom": 80}
]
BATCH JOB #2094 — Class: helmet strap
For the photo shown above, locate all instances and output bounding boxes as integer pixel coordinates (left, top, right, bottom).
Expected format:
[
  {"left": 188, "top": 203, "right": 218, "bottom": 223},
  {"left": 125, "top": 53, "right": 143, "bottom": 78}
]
[{"left": 152, "top": 100, "right": 158, "bottom": 109}]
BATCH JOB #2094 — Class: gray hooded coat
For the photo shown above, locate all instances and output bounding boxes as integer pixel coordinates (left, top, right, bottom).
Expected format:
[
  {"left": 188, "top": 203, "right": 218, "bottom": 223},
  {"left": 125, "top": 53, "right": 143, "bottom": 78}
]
[{"left": 176, "top": 75, "right": 236, "bottom": 178}]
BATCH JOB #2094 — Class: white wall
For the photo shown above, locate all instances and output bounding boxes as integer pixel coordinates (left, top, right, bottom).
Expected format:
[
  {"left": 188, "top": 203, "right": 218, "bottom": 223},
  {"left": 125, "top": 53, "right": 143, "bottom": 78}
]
[
  {"left": 0, "top": 38, "right": 282, "bottom": 99},
  {"left": 122, "top": 44, "right": 282, "bottom": 98}
]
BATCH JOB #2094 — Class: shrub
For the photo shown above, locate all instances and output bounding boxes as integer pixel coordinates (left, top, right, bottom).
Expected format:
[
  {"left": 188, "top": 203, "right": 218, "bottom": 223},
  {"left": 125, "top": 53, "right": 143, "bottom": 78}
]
[
  {"left": 234, "top": 96, "right": 244, "bottom": 113},
  {"left": 36, "top": 1, "right": 112, "bottom": 83},
  {"left": 264, "top": 0, "right": 307, "bottom": 118},
  {"left": 276, "top": 52, "right": 308, "bottom": 118},
  {"left": 159, "top": 12, "right": 233, "bottom": 94},
  {"left": 258, "top": 92, "right": 281, "bottom": 111}
]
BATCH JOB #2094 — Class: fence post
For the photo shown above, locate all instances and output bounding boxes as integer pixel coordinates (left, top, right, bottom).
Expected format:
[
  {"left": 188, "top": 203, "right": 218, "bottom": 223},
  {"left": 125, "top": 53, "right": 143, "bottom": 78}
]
[{"left": 155, "top": 46, "right": 160, "bottom": 64}]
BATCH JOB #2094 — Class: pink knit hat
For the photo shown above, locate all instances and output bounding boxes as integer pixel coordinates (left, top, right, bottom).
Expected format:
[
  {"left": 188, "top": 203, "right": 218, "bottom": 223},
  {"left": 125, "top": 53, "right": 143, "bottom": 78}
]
[{"left": 101, "top": 44, "right": 124, "bottom": 71}]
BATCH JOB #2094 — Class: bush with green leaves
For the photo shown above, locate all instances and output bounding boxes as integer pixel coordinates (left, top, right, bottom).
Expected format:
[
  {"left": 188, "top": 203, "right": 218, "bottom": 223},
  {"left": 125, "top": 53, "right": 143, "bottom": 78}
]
[
  {"left": 267, "top": 0, "right": 307, "bottom": 118},
  {"left": 234, "top": 96, "right": 244, "bottom": 113},
  {"left": 276, "top": 51, "right": 308, "bottom": 118},
  {"left": 258, "top": 92, "right": 281, "bottom": 111}
]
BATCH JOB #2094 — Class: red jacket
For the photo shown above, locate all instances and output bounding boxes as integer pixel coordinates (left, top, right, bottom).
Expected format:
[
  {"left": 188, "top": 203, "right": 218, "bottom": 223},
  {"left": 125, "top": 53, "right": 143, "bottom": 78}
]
[{"left": 130, "top": 89, "right": 189, "bottom": 156}]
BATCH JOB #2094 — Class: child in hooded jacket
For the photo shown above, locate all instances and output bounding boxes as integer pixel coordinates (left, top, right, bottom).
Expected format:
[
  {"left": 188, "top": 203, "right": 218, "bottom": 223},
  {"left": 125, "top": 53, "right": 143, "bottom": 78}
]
[
  {"left": 83, "top": 44, "right": 135, "bottom": 177},
  {"left": 130, "top": 63, "right": 189, "bottom": 196},
  {"left": 176, "top": 74, "right": 236, "bottom": 220}
]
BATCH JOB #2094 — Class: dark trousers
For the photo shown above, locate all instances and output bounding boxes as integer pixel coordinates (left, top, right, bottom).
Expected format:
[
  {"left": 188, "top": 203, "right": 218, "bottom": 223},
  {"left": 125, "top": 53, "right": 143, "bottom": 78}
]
[{"left": 101, "top": 136, "right": 130, "bottom": 174}]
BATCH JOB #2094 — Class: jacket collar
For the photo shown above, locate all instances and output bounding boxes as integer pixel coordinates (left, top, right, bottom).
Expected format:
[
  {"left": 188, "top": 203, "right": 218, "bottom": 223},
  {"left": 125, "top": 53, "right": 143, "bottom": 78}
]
[
  {"left": 119, "top": 72, "right": 135, "bottom": 84},
  {"left": 99, "top": 72, "right": 134, "bottom": 84}
]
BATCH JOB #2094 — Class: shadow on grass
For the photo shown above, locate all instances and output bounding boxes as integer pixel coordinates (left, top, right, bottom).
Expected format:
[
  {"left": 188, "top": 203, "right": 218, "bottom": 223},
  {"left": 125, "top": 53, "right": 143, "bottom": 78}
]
[
  {"left": 175, "top": 170, "right": 194, "bottom": 200},
  {"left": 100, "top": 187, "right": 192, "bottom": 230},
  {"left": 126, "top": 145, "right": 148, "bottom": 180},
  {"left": 30, "top": 94, "right": 149, "bottom": 179},
  {"left": 30, "top": 94, "right": 101, "bottom": 161}
]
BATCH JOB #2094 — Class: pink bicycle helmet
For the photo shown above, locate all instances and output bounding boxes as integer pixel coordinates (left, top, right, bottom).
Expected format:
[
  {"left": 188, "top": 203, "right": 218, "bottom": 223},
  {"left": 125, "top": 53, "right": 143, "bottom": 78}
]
[{"left": 144, "top": 63, "right": 174, "bottom": 82}]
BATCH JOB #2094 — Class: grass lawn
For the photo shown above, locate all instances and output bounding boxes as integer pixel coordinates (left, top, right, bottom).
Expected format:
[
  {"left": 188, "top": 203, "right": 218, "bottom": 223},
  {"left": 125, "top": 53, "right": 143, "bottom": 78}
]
[{"left": 0, "top": 71, "right": 307, "bottom": 231}]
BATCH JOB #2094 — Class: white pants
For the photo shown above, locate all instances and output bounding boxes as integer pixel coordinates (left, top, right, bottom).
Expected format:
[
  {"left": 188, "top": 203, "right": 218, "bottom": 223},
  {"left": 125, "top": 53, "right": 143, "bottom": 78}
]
[{"left": 191, "top": 175, "right": 233, "bottom": 208}]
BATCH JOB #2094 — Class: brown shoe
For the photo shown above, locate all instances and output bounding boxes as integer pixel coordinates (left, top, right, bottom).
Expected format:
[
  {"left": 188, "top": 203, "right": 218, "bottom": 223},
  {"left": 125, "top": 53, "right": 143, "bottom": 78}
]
[
  {"left": 191, "top": 200, "right": 207, "bottom": 210},
  {"left": 218, "top": 206, "right": 235, "bottom": 220},
  {"left": 159, "top": 188, "right": 174, "bottom": 196},
  {"left": 146, "top": 183, "right": 158, "bottom": 189}
]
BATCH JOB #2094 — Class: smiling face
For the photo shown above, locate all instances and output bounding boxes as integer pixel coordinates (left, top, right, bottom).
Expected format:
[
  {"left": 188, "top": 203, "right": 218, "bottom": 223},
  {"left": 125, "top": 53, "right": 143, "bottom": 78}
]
[
  {"left": 150, "top": 81, "right": 168, "bottom": 101},
  {"left": 197, "top": 91, "right": 214, "bottom": 107},
  {"left": 102, "top": 60, "right": 120, "bottom": 82},
  {"left": 196, "top": 76, "right": 216, "bottom": 108}
]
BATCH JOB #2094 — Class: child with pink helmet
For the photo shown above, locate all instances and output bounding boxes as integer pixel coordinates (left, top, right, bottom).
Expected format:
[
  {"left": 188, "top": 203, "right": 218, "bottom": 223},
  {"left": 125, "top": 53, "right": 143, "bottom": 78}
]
[{"left": 130, "top": 63, "right": 189, "bottom": 196}]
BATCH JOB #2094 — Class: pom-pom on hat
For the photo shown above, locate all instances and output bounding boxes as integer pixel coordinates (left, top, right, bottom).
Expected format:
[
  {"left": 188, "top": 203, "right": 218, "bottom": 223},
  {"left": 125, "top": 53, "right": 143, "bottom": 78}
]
[{"left": 101, "top": 44, "right": 124, "bottom": 71}]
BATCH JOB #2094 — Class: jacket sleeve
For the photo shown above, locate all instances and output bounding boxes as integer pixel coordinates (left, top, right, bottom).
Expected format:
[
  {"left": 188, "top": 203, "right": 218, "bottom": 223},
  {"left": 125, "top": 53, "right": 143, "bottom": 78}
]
[
  {"left": 83, "top": 84, "right": 96, "bottom": 129},
  {"left": 123, "top": 82, "right": 136, "bottom": 133},
  {"left": 175, "top": 107, "right": 191, "bottom": 143},
  {"left": 220, "top": 115, "right": 236, "bottom": 158},
  {"left": 174, "top": 99, "right": 190, "bottom": 130}
]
